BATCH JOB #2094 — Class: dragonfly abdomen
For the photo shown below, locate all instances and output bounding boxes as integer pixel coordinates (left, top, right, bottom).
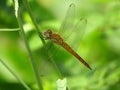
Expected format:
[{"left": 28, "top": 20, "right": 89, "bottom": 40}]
[{"left": 61, "top": 41, "right": 92, "bottom": 70}]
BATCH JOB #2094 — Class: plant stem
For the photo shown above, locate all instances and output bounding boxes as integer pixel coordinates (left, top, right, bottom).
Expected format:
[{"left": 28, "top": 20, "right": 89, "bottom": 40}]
[
  {"left": 22, "top": 0, "right": 63, "bottom": 79},
  {"left": 17, "top": 9, "right": 43, "bottom": 90},
  {"left": 0, "top": 59, "right": 31, "bottom": 90},
  {"left": 0, "top": 28, "right": 20, "bottom": 31}
]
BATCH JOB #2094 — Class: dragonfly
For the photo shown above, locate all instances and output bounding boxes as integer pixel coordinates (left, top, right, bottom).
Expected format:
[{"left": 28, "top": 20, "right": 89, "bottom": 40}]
[{"left": 44, "top": 3, "right": 92, "bottom": 70}]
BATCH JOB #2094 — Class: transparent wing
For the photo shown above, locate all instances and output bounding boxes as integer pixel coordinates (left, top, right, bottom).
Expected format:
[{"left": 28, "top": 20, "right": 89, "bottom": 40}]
[
  {"left": 66, "top": 18, "right": 87, "bottom": 51},
  {"left": 59, "top": 3, "right": 87, "bottom": 51},
  {"left": 58, "top": 3, "right": 76, "bottom": 39}
]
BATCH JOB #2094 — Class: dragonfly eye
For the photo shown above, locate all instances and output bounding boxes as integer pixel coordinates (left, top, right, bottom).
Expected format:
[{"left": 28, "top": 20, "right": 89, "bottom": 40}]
[
  {"left": 44, "top": 29, "right": 52, "bottom": 39},
  {"left": 46, "top": 29, "right": 52, "bottom": 34}
]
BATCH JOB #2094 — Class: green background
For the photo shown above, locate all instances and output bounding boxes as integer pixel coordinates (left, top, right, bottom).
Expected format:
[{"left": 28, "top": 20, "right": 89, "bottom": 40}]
[{"left": 0, "top": 0, "right": 120, "bottom": 90}]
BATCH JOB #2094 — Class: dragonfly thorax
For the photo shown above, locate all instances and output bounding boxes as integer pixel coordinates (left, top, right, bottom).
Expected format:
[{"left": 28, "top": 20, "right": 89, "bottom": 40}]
[{"left": 44, "top": 29, "right": 52, "bottom": 39}]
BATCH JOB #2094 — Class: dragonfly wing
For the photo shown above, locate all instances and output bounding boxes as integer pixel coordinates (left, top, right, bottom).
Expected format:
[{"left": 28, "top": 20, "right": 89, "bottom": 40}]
[
  {"left": 59, "top": 3, "right": 87, "bottom": 51},
  {"left": 66, "top": 18, "right": 87, "bottom": 51},
  {"left": 59, "top": 3, "right": 76, "bottom": 39}
]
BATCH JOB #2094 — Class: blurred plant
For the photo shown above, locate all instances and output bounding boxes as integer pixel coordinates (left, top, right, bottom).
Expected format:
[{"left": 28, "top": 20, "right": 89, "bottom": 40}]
[{"left": 0, "top": 0, "right": 120, "bottom": 90}]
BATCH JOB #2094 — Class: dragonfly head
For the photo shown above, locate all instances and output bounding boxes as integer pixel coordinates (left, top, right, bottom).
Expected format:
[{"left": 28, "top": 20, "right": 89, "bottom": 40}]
[{"left": 44, "top": 29, "right": 52, "bottom": 39}]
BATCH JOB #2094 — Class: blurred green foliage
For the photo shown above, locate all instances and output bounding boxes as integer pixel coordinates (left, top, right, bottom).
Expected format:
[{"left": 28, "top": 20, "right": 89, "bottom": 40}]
[{"left": 0, "top": 0, "right": 120, "bottom": 90}]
